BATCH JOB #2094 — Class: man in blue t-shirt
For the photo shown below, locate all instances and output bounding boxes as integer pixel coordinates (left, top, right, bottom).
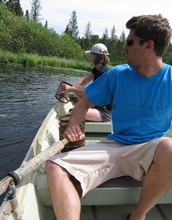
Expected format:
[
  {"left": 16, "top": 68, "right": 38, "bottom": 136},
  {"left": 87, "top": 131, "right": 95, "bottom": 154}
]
[{"left": 46, "top": 15, "right": 172, "bottom": 220}]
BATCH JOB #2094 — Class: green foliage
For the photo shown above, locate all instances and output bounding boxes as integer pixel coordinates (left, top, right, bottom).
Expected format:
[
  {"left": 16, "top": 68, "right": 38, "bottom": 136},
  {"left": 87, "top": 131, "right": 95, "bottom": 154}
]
[
  {"left": 0, "top": 19, "right": 12, "bottom": 49},
  {"left": 0, "top": 49, "right": 92, "bottom": 70},
  {"left": 57, "top": 34, "right": 85, "bottom": 60},
  {"left": 0, "top": 3, "right": 85, "bottom": 61},
  {"left": 163, "top": 43, "right": 172, "bottom": 64},
  {"left": 5, "top": 0, "right": 23, "bottom": 16}
]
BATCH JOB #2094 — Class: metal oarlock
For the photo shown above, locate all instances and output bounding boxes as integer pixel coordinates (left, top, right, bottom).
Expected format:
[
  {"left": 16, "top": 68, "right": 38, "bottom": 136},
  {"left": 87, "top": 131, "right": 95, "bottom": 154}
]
[{"left": 5, "top": 182, "right": 18, "bottom": 212}]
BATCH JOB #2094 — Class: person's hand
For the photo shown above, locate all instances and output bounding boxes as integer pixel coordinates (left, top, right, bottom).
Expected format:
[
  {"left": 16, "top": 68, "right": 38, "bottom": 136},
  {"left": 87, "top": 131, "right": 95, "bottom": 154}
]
[
  {"left": 61, "top": 83, "right": 72, "bottom": 95},
  {"left": 63, "top": 124, "right": 85, "bottom": 142}
]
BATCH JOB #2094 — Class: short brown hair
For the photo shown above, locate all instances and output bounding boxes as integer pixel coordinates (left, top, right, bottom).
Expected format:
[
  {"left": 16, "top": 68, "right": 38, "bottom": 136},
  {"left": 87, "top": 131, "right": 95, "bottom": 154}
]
[{"left": 126, "top": 14, "right": 172, "bottom": 56}]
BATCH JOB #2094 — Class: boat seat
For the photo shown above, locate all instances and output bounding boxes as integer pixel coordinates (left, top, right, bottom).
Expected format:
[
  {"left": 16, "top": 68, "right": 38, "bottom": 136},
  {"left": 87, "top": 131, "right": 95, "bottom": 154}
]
[
  {"left": 85, "top": 121, "right": 111, "bottom": 133},
  {"left": 36, "top": 174, "right": 172, "bottom": 207}
]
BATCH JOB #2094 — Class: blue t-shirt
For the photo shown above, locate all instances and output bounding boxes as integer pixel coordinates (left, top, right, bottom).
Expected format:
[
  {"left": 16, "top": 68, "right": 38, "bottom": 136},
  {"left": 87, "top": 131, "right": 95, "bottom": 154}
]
[{"left": 85, "top": 63, "right": 172, "bottom": 144}]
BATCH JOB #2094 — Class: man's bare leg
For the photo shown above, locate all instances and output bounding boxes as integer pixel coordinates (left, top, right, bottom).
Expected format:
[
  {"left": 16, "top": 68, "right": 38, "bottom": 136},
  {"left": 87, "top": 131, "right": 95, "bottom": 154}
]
[
  {"left": 46, "top": 161, "right": 81, "bottom": 220},
  {"left": 129, "top": 139, "right": 172, "bottom": 220}
]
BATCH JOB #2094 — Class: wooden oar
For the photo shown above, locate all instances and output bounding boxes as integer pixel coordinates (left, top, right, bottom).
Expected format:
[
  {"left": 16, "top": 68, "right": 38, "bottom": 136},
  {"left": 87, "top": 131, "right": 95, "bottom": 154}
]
[{"left": 0, "top": 138, "right": 69, "bottom": 196}]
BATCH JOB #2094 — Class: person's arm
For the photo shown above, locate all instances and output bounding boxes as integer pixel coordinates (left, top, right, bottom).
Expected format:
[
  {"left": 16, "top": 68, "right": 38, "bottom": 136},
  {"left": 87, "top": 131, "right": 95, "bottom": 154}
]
[
  {"left": 62, "top": 73, "right": 94, "bottom": 99},
  {"left": 63, "top": 96, "right": 93, "bottom": 142},
  {"left": 74, "top": 73, "right": 94, "bottom": 87}
]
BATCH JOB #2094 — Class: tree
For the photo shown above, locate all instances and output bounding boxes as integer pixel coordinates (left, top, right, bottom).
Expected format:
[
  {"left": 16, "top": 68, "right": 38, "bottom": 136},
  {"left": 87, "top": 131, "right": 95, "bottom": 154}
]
[
  {"left": 30, "top": 0, "right": 42, "bottom": 22},
  {"left": 65, "top": 10, "right": 79, "bottom": 40},
  {"left": 83, "top": 21, "right": 92, "bottom": 49},
  {"left": 102, "top": 28, "right": 109, "bottom": 41},
  {"left": 84, "top": 21, "right": 92, "bottom": 40},
  {"left": 110, "top": 25, "right": 117, "bottom": 41},
  {"left": 5, "top": 0, "right": 23, "bottom": 16},
  {"left": 0, "top": 0, "right": 6, "bottom": 4},
  {"left": 90, "top": 34, "right": 100, "bottom": 45},
  {"left": 25, "top": 9, "right": 30, "bottom": 21},
  {"left": 45, "top": 20, "right": 48, "bottom": 28},
  {"left": 101, "top": 28, "right": 109, "bottom": 47},
  {"left": 119, "top": 31, "right": 126, "bottom": 42}
]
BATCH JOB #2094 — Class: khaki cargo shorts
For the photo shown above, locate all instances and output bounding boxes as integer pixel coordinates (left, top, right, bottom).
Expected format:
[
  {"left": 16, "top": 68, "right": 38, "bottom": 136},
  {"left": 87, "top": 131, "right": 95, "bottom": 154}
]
[{"left": 49, "top": 137, "right": 169, "bottom": 197}]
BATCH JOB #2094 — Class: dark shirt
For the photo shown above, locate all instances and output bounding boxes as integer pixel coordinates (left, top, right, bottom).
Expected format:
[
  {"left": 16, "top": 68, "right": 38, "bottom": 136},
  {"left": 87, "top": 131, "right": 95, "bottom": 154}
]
[
  {"left": 92, "top": 65, "right": 109, "bottom": 81},
  {"left": 91, "top": 65, "right": 112, "bottom": 121}
]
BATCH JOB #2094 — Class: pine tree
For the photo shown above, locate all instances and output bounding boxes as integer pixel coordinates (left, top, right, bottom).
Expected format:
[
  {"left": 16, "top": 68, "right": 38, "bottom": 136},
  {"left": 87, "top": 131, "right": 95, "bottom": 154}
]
[
  {"left": 102, "top": 28, "right": 109, "bottom": 41},
  {"left": 111, "top": 25, "right": 117, "bottom": 41},
  {"left": 83, "top": 21, "right": 92, "bottom": 50},
  {"left": 84, "top": 21, "right": 92, "bottom": 40},
  {"left": 45, "top": 20, "right": 48, "bottom": 28},
  {"left": 65, "top": 10, "right": 79, "bottom": 39},
  {"left": 25, "top": 9, "right": 30, "bottom": 21},
  {"left": 30, "top": 0, "right": 42, "bottom": 22},
  {"left": 5, "top": 0, "right": 23, "bottom": 16},
  {"left": 101, "top": 28, "right": 109, "bottom": 48}
]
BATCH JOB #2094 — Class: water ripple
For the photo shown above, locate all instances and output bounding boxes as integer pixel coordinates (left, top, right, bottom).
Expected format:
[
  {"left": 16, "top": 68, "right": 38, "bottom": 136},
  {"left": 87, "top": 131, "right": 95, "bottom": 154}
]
[{"left": 0, "top": 65, "right": 82, "bottom": 203}]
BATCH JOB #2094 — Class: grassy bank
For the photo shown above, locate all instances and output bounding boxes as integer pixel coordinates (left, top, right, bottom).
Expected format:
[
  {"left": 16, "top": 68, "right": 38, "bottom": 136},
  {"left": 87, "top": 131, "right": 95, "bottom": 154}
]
[{"left": 0, "top": 50, "right": 92, "bottom": 71}]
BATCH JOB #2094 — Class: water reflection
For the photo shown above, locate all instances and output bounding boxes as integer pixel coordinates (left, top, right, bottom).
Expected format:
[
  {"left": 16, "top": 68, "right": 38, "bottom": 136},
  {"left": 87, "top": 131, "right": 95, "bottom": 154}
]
[{"left": 0, "top": 65, "right": 82, "bottom": 202}]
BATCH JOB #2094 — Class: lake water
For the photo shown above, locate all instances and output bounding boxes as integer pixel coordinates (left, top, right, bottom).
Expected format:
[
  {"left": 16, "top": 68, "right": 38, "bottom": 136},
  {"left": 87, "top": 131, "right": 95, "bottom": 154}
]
[{"left": 0, "top": 65, "right": 82, "bottom": 203}]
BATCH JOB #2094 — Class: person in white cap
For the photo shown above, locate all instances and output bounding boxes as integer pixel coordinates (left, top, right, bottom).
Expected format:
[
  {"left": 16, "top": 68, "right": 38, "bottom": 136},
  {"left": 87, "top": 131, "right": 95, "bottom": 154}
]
[{"left": 60, "top": 43, "right": 112, "bottom": 122}]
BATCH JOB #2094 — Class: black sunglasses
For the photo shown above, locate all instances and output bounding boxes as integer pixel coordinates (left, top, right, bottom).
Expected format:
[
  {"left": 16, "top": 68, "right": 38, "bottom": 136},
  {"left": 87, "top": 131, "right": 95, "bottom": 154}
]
[{"left": 126, "top": 39, "right": 146, "bottom": 47}]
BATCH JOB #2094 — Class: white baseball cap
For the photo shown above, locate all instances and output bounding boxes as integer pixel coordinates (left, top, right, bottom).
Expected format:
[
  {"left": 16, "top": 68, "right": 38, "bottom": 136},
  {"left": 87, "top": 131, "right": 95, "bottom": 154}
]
[{"left": 85, "top": 43, "right": 109, "bottom": 55}]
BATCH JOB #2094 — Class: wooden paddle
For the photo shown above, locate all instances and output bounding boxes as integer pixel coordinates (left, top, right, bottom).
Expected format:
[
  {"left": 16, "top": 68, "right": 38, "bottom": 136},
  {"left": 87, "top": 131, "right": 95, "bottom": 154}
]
[{"left": 0, "top": 138, "right": 69, "bottom": 196}]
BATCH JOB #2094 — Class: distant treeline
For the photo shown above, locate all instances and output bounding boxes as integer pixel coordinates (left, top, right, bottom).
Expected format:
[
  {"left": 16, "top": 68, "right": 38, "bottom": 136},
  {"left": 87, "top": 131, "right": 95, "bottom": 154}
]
[{"left": 0, "top": 3, "right": 172, "bottom": 66}]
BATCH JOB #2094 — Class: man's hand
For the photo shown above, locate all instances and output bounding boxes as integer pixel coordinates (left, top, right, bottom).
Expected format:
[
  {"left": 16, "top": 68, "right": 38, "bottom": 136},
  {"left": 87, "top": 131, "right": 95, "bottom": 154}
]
[
  {"left": 63, "top": 96, "right": 92, "bottom": 142},
  {"left": 63, "top": 124, "right": 85, "bottom": 142}
]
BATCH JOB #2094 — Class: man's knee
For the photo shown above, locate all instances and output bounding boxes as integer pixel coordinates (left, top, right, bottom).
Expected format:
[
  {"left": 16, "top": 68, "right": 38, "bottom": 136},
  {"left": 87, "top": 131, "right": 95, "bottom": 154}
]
[
  {"left": 155, "top": 138, "right": 172, "bottom": 166},
  {"left": 45, "top": 160, "right": 72, "bottom": 181},
  {"left": 45, "top": 161, "right": 82, "bottom": 196},
  {"left": 158, "top": 138, "right": 172, "bottom": 154},
  {"left": 45, "top": 160, "right": 62, "bottom": 175}
]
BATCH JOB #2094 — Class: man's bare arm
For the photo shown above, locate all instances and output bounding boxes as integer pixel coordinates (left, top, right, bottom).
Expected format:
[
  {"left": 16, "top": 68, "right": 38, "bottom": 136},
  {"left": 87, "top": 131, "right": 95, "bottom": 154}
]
[{"left": 63, "top": 96, "right": 93, "bottom": 142}]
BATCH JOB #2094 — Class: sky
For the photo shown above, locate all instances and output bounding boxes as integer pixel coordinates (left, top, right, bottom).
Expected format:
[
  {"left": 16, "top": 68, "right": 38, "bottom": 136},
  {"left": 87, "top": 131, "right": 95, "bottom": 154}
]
[{"left": 20, "top": 0, "right": 172, "bottom": 38}]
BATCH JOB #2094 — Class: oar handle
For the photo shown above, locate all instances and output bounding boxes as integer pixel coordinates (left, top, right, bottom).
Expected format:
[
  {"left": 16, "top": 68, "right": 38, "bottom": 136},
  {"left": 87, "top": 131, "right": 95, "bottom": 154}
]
[
  {"left": 0, "top": 138, "right": 69, "bottom": 196},
  {"left": 0, "top": 176, "right": 13, "bottom": 196}
]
